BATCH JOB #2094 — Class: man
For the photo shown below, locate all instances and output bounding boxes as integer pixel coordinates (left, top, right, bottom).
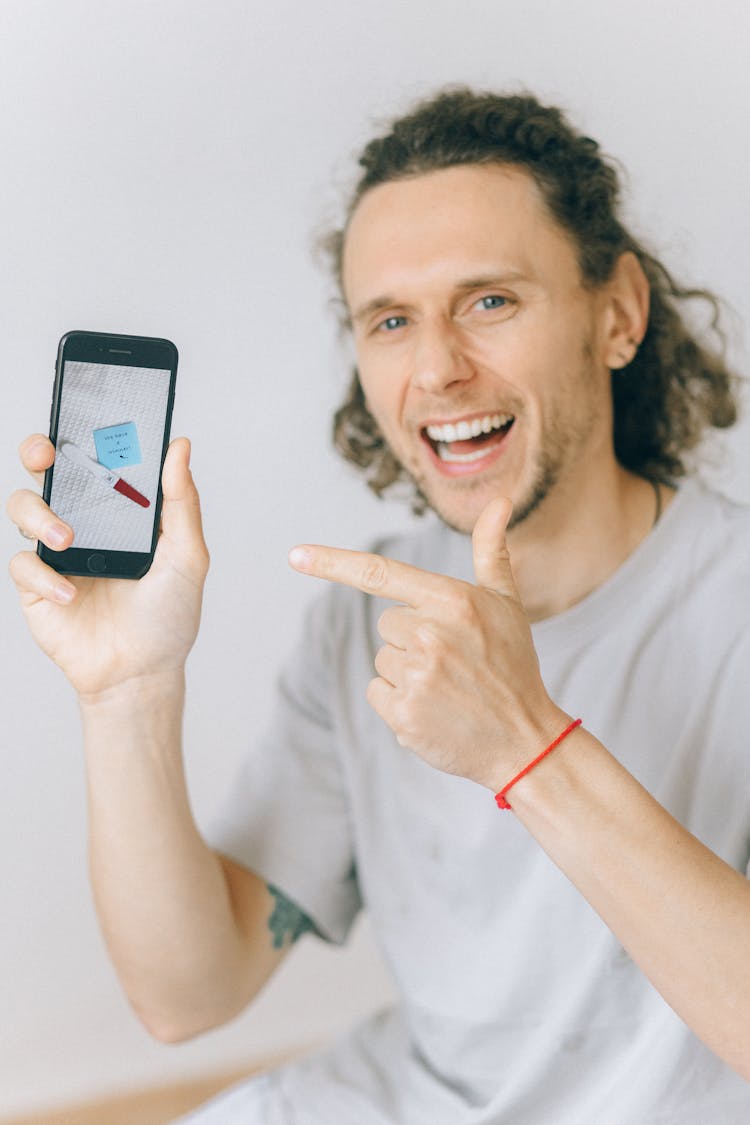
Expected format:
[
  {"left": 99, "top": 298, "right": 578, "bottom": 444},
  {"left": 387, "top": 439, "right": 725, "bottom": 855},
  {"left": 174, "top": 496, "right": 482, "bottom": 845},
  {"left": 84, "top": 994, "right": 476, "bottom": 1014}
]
[{"left": 8, "top": 88, "right": 750, "bottom": 1123}]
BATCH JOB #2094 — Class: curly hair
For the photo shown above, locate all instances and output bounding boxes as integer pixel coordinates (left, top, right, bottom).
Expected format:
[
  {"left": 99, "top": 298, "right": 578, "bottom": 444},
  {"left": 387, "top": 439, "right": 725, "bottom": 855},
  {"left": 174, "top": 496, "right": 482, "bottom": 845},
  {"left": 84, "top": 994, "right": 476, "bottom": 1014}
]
[{"left": 324, "top": 87, "right": 739, "bottom": 507}]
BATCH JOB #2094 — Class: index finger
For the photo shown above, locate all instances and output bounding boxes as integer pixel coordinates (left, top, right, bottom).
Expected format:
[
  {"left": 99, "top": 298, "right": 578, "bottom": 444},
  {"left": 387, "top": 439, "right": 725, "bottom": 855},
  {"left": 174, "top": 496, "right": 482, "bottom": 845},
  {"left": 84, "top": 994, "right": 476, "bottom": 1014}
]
[{"left": 288, "top": 544, "right": 448, "bottom": 606}]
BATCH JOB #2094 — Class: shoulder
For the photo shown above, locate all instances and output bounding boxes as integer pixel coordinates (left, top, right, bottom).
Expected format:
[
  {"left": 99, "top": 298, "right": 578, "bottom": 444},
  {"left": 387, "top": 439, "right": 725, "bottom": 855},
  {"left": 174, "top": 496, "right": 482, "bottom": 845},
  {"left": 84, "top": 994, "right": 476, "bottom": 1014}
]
[
  {"left": 674, "top": 478, "right": 750, "bottom": 573},
  {"left": 662, "top": 479, "right": 750, "bottom": 656}
]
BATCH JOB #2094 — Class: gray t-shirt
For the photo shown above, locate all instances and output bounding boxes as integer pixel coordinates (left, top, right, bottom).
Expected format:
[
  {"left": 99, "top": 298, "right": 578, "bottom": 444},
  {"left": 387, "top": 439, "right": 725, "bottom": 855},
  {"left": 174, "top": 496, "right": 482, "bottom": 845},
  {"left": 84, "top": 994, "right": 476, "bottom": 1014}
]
[{"left": 206, "top": 478, "right": 750, "bottom": 1124}]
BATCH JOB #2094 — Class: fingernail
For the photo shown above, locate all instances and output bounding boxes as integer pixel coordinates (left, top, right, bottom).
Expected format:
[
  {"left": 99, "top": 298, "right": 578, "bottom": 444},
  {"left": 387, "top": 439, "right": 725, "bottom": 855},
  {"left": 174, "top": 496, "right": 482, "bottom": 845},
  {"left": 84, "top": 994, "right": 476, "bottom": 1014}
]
[
  {"left": 46, "top": 525, "right": 68, "bottom": 548},
  {"left": 54, "top": 584, "right": 75, "bottom": 603},
  {"left": 29, "top": 440, "right": 49, "bottom": 457},
  {"left": 288, "top": 547, "right": 312, "bottom": 571}
]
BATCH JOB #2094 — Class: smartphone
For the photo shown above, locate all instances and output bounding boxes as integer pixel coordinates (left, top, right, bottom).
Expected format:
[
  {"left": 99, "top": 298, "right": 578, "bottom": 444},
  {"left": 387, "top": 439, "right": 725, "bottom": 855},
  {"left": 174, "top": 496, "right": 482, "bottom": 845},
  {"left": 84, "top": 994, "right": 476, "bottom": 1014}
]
[{"left": 39, "top": 330, "right": 178, "bottom": 579}]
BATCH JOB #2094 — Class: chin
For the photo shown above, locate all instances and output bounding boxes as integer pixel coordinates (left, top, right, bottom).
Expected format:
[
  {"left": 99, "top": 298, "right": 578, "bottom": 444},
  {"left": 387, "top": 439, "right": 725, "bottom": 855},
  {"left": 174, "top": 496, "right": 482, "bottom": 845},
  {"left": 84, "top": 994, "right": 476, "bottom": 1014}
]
[
  {"left": 418, "top": 480, "right": 502, "bottom": 535},
  {"left": 417, "top": 463, "right": 557, "bottom": 536}
]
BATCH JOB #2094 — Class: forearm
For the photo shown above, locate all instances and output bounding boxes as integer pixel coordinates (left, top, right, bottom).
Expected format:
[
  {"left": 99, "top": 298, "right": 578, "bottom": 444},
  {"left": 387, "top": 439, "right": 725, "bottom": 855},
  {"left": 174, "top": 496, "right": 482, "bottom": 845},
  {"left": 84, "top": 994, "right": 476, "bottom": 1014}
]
[
  {"left": 80, "top": 673, "right": 272, "bottom": 1040},
  {"left": 509, "top": 726, "right": 750, "bottom": 1078}
]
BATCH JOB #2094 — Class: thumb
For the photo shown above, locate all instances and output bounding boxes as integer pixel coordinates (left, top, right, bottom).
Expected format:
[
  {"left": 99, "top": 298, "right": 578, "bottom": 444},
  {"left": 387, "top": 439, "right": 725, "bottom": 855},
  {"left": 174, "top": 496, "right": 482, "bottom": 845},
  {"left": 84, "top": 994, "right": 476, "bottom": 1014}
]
[
  {"left": 471, "top": 495, "right": 518, "bottom": 597},
  {"left": 160, "top": 437, "right": 207, "bottom": 550}
]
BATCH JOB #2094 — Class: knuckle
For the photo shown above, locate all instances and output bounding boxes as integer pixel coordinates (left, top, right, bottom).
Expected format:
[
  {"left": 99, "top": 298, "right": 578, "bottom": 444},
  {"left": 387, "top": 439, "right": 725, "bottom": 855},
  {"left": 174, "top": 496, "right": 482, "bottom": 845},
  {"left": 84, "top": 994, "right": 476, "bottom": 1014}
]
[
  {"left": 415, "top": 621, "right": 439, "bottom": 652},
  {"left": 449, "top": 586, "right": 480, "bottom": 628},
  {"left": 414, "top": 624, "right": 447, "bottom": 678},
  {"left": 193, "top": 537, "right": 210, "bottom": 572},
  {"left": 8, "top": 490, "right": 45, "bottom": 528},
  {"left": 365, "top": 677, "right": 382, "bottom": 709},
  {"left": 395, "top": 721, "right": 417, "bottom": 751},
  {"left": 408, "top": 660, "right": 436, "bottom": 693},
  {"left": 360, "top": 557, "right": 389, "bottom": 593},
  {"left": 376, "top": 608, "right": 392, "bottom": 636},
  {"left": 392, "top": 696, "right": 414, "bottom": 734},
  {"left": 19, "top": 434, "right": 51, "bottom": 465},
  {"left": 8, "top": 551, "right": 34, "bottom": 591},
  {"left": 5, "top": 487, "right": 28, "bottom": 518},
  {"left": 186, "top": 482, "right": 203, "bottom": 513}
]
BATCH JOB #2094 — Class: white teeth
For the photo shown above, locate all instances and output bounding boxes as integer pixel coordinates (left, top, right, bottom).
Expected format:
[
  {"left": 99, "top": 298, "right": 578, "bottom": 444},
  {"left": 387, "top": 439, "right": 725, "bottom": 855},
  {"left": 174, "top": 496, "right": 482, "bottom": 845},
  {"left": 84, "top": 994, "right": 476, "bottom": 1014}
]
[
  {"left": 426, "top": 413, "right": 512, "bottom": 443},
  {"left": 437, "top": 444, "right": 497, "bottom": 464}
]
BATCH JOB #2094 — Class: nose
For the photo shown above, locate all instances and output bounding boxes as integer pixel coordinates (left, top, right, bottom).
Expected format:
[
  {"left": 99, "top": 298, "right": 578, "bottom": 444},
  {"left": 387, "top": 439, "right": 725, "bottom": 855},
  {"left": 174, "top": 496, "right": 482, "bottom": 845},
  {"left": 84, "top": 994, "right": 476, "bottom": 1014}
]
[{"left": 410, "top": 318, "right": 474, "bottom": 394}]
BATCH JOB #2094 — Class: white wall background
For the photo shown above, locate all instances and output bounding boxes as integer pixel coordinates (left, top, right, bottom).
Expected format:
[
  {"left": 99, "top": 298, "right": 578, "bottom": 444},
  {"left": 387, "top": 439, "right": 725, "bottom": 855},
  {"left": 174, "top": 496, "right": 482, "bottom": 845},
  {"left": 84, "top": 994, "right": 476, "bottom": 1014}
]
[{"left": 1, "top": 0, "right": 748, "bottom": 1116}]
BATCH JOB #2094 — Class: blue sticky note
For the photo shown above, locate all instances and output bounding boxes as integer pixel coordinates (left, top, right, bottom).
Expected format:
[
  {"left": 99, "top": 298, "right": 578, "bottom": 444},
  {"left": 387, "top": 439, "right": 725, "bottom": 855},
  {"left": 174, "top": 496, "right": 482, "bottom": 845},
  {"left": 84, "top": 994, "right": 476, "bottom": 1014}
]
[{"left": 93, "top": 421, "right": 143, "bottom": 469}]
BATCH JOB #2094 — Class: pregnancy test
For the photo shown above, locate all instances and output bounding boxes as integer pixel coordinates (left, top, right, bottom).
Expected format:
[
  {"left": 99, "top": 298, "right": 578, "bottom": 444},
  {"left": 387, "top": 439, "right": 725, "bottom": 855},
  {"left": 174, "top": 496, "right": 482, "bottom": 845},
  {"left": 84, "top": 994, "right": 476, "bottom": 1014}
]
[{"left": 58, "top": 441, "right": 150, "bottom": 508}]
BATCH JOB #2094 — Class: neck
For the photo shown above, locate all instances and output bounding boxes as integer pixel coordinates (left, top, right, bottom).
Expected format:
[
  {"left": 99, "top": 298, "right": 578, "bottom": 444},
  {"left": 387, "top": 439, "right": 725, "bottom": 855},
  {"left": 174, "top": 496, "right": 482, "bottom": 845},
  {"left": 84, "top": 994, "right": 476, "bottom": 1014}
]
[{"left": 506, "top": 467, "right": 674, "bottom": 623}]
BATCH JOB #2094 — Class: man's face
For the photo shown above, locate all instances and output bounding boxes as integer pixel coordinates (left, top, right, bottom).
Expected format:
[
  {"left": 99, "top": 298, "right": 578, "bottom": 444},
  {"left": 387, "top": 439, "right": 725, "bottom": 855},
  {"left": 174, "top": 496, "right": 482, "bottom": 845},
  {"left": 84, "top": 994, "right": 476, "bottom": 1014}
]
[{"left": 341, "top": 163, "right": 615, "bottom": 535}]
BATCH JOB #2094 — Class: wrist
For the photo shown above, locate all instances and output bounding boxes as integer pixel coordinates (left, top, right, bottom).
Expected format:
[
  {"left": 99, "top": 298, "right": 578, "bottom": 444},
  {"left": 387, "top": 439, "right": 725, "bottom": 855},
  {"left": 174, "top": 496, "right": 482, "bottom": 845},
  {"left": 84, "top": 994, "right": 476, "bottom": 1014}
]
[
  {"left": 482, "top": 702, "right": 571, "bottom": 793},
  {"left": 495, "top": 717, "right": 582, "bottom": 809},
  {"left": 497, "top": 720, "right": 596, "bottom": 819},
  {"left": 78, "top": 668, "right": 186, "bottom": 716}
]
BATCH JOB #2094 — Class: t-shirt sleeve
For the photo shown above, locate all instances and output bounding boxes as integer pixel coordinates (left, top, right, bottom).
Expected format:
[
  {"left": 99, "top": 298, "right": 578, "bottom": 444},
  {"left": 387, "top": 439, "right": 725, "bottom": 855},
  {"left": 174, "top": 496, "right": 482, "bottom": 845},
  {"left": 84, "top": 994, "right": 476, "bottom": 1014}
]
[{"left": 205, "top": 588, "right": 361, "bottom": 945}]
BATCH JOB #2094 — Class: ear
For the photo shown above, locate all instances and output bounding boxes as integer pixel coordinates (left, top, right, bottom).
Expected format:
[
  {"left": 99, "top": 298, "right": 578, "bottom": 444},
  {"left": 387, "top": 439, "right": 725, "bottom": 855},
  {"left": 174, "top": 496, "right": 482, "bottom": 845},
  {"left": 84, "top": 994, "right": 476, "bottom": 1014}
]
[{"left": 600, "top": 251, "right": 650, "bottom": 371}]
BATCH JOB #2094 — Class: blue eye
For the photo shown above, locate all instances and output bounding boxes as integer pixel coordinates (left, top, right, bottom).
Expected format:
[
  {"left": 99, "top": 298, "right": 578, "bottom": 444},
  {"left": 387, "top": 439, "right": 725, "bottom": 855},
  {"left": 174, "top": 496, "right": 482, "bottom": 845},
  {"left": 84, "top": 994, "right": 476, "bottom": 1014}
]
[
  {"left": 479, "top": 295, "right": 507, "bottom": 310},
  {"left": 379, "top": 315, "right": 407, "bottom": 332}
]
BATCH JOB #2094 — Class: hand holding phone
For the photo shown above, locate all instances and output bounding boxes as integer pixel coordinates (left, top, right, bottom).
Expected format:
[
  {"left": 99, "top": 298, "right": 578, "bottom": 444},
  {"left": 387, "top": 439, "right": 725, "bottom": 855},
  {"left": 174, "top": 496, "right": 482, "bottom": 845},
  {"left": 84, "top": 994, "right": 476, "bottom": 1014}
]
[{"left": 7, "top": 335, "right": 210, "bottom": 699}]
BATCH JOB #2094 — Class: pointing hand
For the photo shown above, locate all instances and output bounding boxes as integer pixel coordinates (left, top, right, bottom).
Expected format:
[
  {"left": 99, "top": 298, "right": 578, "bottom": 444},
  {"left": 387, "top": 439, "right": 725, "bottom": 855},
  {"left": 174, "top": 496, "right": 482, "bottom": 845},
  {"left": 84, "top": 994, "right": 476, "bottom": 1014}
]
[{"left": 289, "top": 497, "right": 567, "bottom": 790}]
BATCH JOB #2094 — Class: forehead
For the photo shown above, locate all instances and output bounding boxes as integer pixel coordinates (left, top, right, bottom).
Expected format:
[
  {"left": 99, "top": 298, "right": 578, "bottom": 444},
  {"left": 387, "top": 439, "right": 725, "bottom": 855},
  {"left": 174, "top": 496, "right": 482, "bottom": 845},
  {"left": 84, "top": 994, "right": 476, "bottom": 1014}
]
[{"left": 342, "top": 163, "right": 581, "bottom": 305}]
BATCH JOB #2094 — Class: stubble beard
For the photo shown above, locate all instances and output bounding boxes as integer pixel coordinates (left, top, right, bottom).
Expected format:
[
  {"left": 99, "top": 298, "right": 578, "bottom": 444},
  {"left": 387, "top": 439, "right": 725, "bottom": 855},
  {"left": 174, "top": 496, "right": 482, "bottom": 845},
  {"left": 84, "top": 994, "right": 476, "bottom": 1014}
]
[
  {"left": 405, "top": 342, "right": 603, "bottom": 537},
  {"left": 410, "top": 444, "right": 562, "bottom": 536}
]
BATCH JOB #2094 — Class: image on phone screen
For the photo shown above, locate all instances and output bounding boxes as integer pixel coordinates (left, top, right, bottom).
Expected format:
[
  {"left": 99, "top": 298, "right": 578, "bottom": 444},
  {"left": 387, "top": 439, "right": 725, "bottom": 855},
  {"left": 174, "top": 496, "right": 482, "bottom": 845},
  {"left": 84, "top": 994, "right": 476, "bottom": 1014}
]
[{"left": 49, "top": 358, "right": 172, "bottom": 553}]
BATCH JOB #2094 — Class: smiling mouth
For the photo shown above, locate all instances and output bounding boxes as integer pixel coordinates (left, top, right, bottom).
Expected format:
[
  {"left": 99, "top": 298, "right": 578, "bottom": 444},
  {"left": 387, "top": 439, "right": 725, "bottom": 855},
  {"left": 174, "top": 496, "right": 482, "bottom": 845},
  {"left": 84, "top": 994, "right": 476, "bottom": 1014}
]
[{"left": 422, "top": 412, "right": 515, "bottom": 465}]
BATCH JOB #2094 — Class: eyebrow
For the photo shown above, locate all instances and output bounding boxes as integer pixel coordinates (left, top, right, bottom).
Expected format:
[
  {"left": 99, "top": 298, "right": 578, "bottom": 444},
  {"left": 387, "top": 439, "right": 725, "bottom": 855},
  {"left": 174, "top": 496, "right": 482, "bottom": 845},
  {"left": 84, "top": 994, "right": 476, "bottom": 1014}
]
[{"left": 350, "top": 271, "right": 531, "bottom": 325}]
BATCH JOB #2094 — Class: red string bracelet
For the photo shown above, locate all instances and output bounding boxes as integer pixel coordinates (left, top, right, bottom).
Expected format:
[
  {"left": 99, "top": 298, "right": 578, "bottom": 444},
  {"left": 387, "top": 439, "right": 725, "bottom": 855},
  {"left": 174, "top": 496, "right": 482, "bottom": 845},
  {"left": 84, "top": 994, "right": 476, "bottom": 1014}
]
[{"left": 495, "top": 718, "right": 582, "bottom": 809}]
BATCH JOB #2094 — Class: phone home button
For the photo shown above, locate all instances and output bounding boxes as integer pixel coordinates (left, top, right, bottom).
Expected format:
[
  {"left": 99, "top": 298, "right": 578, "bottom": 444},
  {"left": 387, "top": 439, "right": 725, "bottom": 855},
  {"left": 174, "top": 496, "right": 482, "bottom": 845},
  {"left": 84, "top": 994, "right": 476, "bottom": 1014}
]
[{"left": 86, "top": 553, "right": 107, "bottom": 573}]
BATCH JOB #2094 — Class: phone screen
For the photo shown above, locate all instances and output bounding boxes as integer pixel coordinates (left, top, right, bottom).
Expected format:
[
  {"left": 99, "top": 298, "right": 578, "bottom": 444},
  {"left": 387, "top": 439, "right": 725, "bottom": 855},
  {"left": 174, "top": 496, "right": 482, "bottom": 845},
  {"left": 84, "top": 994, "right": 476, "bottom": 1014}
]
[
  {"left": 41, "top": 332, "right": 177, "bottom": 578},
  {"left": 50, "top": 359, "right": 171, "bottom": 552}
]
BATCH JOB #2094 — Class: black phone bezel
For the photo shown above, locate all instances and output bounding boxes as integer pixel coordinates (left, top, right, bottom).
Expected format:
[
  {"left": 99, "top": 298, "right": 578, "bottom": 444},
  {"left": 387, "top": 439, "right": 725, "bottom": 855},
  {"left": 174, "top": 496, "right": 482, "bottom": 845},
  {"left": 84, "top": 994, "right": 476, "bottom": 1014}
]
[{"left": 38, "top": 330, "right": 178, "bottom": 580}]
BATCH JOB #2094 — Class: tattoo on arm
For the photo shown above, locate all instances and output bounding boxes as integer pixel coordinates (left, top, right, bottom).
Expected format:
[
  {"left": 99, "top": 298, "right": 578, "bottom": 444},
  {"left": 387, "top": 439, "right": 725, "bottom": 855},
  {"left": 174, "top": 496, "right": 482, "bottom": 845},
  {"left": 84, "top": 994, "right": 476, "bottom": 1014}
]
[{"left": 267, "top": 883, "right": 317, "bottom": 950}]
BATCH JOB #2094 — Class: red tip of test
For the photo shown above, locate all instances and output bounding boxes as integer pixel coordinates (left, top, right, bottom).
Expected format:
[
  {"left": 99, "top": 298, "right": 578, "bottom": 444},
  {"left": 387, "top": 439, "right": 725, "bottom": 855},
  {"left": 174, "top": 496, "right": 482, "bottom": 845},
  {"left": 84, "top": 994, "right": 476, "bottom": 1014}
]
[{"left": 114, "top": 478, "right": 151, "bottom": 508}]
